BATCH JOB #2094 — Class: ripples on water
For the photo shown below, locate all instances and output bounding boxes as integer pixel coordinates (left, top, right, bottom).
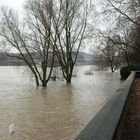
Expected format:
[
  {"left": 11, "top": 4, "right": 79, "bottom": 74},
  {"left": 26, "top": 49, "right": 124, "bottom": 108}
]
[{"left": 0, "top": 66, "right": 121, "bottom": 140}]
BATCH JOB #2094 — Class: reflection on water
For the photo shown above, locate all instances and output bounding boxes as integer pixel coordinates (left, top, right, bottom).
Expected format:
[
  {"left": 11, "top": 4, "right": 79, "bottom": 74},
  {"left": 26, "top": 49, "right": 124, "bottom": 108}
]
[{"left": 0, "top": 66, "right": 121, "bottom": 140}]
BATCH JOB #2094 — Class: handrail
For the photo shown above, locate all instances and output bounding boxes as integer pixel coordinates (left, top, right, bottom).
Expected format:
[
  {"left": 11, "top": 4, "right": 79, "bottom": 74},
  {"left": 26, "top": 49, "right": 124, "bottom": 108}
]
[{"left": 75, "top": 72, "right": 136, "bottom": 140}]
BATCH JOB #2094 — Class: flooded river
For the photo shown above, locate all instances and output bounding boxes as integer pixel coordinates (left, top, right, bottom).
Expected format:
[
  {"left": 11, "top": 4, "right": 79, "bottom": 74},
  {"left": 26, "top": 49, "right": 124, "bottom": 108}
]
[{"left": 0, "top": 66, "right": 121, "bottom": 140}]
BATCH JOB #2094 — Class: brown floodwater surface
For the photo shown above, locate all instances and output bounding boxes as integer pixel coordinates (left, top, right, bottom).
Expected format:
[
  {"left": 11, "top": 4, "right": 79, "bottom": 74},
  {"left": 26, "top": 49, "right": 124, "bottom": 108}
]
[{"left": 0, "top": 66, "right": 121, "bottom": 140}]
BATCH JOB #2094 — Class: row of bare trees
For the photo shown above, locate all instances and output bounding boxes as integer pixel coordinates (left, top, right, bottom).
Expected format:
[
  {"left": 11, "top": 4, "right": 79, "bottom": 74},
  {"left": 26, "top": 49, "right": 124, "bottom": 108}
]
[
  {"left": 1, "top": 0, "right": 139, "bottom": 85},
  {"left": 93, "top": 0, "right": 140, "bottom": 72},
  {"left": 0, "top": 0, "right": 91, "bottom": 86}
]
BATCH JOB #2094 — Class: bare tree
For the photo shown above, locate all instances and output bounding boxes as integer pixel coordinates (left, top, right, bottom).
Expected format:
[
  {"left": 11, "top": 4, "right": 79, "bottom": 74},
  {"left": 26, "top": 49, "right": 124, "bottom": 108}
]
[
  {"left": 51, "top": 0, "right": 91, "bottom": 83},
  {"left": 0, "top": 0, "right": 56, "bottom": 87},
  {"left": 101, "top": 0, "right": 140, "bottom": 66},
  {"left": 105, "top": 0, "right": 140, "bottom": 26},
  {"left": 91, "top": 4, "right": 139, "bottom": 69},
  {"left": 93, "top": 50, "right": 108, "bottom": 71},
  {"left": 94, "top": 35, "right": 121, "bottom": 72}
]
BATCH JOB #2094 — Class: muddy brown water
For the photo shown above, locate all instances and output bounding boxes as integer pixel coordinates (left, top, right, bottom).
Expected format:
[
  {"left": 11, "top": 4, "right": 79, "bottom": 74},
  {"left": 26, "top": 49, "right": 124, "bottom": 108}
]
[{"left": 0, "top": 66, "right": 121, "bottom": 140}]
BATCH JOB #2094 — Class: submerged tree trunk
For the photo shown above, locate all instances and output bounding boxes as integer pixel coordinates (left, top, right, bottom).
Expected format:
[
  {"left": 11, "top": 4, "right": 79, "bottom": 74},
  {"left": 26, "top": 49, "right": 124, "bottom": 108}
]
[
  {"left": 42, "top": 81, "right": 47, "bottom": 87},
  {"left": 42, "top": 63, "right": 47, "bottom": 87},
  {"left": 66, "top": 74, "right": 72, "bottom": 83},
  {"left": 65, "top": 65, "right": 74, "bottom": 83},
  {"left": 42, "top": 76, "right": 47, "bottom": 87},
  {"left": 34, "top": 73, "right": 39, "bottom": 86}
]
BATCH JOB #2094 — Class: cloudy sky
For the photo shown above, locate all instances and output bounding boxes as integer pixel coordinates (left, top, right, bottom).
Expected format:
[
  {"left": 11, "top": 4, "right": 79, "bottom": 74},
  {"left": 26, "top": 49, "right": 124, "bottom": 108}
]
[{"left": 0, "top": 0, "right": 25, "bottom": 13}]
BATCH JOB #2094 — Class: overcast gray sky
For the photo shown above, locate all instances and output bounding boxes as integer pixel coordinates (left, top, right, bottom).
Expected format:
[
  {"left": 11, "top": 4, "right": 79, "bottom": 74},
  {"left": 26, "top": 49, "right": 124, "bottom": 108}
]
[{"left": 0, "top": 0, "right": 25, "bottom": 13}]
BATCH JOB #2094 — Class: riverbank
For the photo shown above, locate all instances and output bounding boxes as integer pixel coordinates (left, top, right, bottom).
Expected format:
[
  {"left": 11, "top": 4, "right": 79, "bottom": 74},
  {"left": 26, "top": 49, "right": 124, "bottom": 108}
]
[{"left": 121, "top": 76, "right": 140, "bottom": 140}]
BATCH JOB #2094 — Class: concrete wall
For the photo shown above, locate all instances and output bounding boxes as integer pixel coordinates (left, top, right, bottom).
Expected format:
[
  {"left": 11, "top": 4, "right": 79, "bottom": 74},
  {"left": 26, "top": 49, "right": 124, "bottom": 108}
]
[{"left": 75, "top": 72, "right": 136, "bottom": 140}]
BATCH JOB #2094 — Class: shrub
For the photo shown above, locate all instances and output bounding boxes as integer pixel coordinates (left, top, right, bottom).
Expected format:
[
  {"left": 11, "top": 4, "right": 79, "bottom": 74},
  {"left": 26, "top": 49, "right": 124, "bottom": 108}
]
[
  {"left": 120, "top": 67, "right": 131, "bottom": 80},
  {"left": 120, "top": 65, "right": 140, "bottom": 80}
]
